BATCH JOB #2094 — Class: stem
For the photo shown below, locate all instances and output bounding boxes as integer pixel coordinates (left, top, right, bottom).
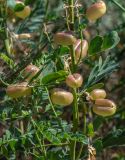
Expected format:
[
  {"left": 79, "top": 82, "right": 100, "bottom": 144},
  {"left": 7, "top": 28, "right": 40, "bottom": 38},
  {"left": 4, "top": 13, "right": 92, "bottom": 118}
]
[
  {"left": 45, "top": 87, "right": 64, "bottom": 132},
  {"left": 68, "top": 1, "right": 79, "bottom": 159},
  {"left": 68, "top": 0, "right": 75, "bottom": 30},
  {"left": 111, "top": 0, "right": 125, "bottom": 12},
  {"left": 70, "top": 45, "right": 77, "bottom": 73},
  {"left": 31, "top": 119, "right": 47, "bottom": 159},
  {"left": 76, "top": 103, "right": 87, "bottom": 160},
  {"left": 72, "top": 88, "right": 79, "bottom": 132},
  {"left": 70, "top": 88, "right": 79, "bottom": 160}
]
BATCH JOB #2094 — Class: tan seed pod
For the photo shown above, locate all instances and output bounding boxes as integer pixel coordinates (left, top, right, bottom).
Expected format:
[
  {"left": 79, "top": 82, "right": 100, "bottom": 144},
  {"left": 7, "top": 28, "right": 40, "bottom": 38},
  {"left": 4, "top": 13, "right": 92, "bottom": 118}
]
[
  {"left": 23, "top": 65, "right": 40, "bottom": 81},
  {"left": 15, "top": 1, "right": 31, "bottom": 19},
  {"left": 53, "top": 32, "right": 76, "bottom": 46},
  {"left": 74, "top": 39, "right": 88, "bottom": 62},
  {"left": 66, "top": 73, "right": 83, "bottom": 88},
  {"left": 93, "top": 99, "right": 116, "bottom": 116},
  {"left": 90, "top": 89, "right": 106, "bottom": 100},
  {"left": 15, "top": 33, "right": 32, "bottom": 39},
  {"left": 50, "top": 88, "right": 73, "bottom": 106},
  {"left": 6, "top": 82, "right": 32, "bottom": 98},
  {"left": 86, "top": 1, "right": 106, "bottom": 21}
]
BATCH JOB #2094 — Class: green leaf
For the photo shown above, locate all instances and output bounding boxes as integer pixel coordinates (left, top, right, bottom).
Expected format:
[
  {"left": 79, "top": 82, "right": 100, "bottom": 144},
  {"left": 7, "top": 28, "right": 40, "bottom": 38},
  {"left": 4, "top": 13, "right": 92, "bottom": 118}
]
[
  {"left": 102, "top": 129, "right": 125, "bottom": 148},
  {"left": 84, "top": 56, "right": 119, "bottom": 89},
  {"left": 42, "top": 70, "right": 68, "bottom": 85},
  {"left": 14, "top": 3, "right": 25, "bottom": 12},
  {"left": 0, "top": 53, "right": 15, "bottom": 69},
  {"left": 89, "top": 36, "right": 103, "bottom": 55},
  {"left": 59, "top": 46, "right": 70, "bottom": 55},
  {"left": 87, "top": 123, "right": 95, "bottom": 137},
  {"left": 102, "top": 31, "right": 120, "bottom": 50},
  {"left": 93, "top": 138, "right": 103, "bottom": 153},
  {"left": 86, "top": 83, "right": 104, "bottom": 92},
  {"left": 9, "top": 139, "right": 17, "bottom": 152},
  {"left": 24, "top": 0, "right": 34, "bottom": 5},
  {"left": 88, "top": 31, "right": 120, "bottom": 55},
  {"left": 93, "top": 116, "right": 105, "bottom": 130}
]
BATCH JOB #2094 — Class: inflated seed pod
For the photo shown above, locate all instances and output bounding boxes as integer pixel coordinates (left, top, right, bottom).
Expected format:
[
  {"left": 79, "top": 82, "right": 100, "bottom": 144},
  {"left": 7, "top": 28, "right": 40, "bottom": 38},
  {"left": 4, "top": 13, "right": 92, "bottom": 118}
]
[
  {"left": 90, "top": 89, "right": 106, "bottom": 100},
  {"left": 15, "top": 33, "right": 32, "bottom": 39},
  {"left": 74, "top": 39, "right": 88, "bottom": 61},
  {"left": 86, "top": 1, "right": 106, "bottom": 21},
  {"left": 15, "top": 1, "right": 31, "bottom": 19},
  {"left": 6, "top": 82, "right": 31, "bottom": 98},
  {"left": 53, "top": 32, "right": 76, "bottom": 46},
  {"left": 66, "top": 73, "right": 83, "bottom": 88},
  {"left": 50, "top": 88, "right": 73, "bottom": 106},
  {"left": 93, "top": 99, "right": 116, "bottom": 116},
  {"left": 23, "top": 64, "right": 40, "bottom": 81}
]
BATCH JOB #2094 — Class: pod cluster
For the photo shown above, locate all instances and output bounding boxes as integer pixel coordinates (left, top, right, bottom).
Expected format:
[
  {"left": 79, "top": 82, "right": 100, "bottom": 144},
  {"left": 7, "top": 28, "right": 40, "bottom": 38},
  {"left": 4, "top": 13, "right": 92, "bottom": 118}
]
[
  {"left": 90, "top": 89, "right": 116, "bottom": 117},
  {"left": 6, "top": 64, "right": 40, "bottom": 98},
  {"left": 54, "top": 32, "right": 88, "bottom": 63},
  {"left": 50, "top": 73, "right": 83, "bottom": 106}
]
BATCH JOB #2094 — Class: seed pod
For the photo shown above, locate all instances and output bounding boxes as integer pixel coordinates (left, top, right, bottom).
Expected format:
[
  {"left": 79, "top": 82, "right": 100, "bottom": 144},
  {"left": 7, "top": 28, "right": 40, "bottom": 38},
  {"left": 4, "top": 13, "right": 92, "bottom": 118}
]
[
  {"left": 74, "top": 39, "right": 88, "bottom": 62},
  {"left": 66, "top": 73, "right": 83, "bottom": 88},
  {"left": 15, "top": 33, "right": 32, "bottom": 39},
  {"left": 15, "top": 2, "right": 31, "bottom": 19},
  {"left": 50, "top": 88, "right": 73, "bottom": 106},
  {"left": 54, "top": 32, "right": 76, "bottom": 46},
  {"left": 6, "top": 82, "right": 31, "bottom": 98},
  {"left": 90, "top": 89, "right": 106, "bottom": 100},
  {"left": 23, "top": 65, "right": 40, "bottom": 81},
  {"left": 86, "top": 1, "right": 106, "bottom": 21},
  {"left": 93, "top": 99, "right": 116, "bottom": 116}
]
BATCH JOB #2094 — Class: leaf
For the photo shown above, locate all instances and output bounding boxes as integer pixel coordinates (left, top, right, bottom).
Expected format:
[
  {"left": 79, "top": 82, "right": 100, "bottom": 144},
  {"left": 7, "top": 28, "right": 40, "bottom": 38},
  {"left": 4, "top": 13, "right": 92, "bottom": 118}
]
[
  {"left": 42, "top": 70, "right": 68, "bottom": 85},
  {"left": 88, "top": 31, "right": 120, "bottom": 55},
  {"left": 102, "top": 31, "right": 120, "bottom": 50},
  {"left": 9, "top": 139, "right": 17, "bottom": 152},
  {"left": 86, "top": 83, "right": 104, "bottom": 92},
  {"left": 93, "top": 116, "right": 105, "bottom": 130},
  {"left": 93, "top": 138, "right": 103, "bottom": 153},
  {"left": 87, "top": 123, "right": 95, "bottom": 137},
  {"left": 14, "top": 3, "right": 25, "bottom": 12},
  {"left": 102, "top": 129, "right": 125, "bottom": 148},
  {"left": 59, "top": 46, "right": 70, "bottom": 55},
  {"left": 24, "top": 0, "right": 34, "bottom": 5},
  {"left": 84, "top": 56, "right": 119, "bottom": 89},
  {"left": 89, "top": 36, "right": 103, "bottom": 55},
  {"left": 0, "top": 53, "right": 15, "bottom": 69}
]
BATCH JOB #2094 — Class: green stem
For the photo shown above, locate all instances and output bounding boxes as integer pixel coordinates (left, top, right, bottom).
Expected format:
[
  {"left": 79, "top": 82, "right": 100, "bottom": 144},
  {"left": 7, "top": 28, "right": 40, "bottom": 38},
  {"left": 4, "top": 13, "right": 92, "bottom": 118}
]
[
  {"left": 76, "top": 103, "right": 87, "bottom": 160},
  {"left": 68, "top": 1, "right": 79, "bottom": 159},
  {"left": 72, "top": 88, "right": 79, "bottom": 132},
  {"left": 45, "top": 87, "right": 64, "bottom": 132},
  {"left": 111, "top": 0, "right": 125, "bottom": 12},
  {"left": 31, "top": 120, "right": 47, "bottom": 159},
  {"left": 70, "top": 88, "right": 79, "bottom": 160},
  {"left": 70, "top": 45, "right": 76, "bottom": 73},
  {"left": 68, "top": 0, "right": 75, "bottom": 30}
]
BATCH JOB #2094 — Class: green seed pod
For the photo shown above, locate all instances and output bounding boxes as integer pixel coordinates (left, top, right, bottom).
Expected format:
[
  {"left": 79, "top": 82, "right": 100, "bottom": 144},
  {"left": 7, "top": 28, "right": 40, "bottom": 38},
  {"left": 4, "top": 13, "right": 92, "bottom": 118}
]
[
  {"left": 50, "top": 88, "right": 73, "bottom": 106},
  {"left": 53, "top": 32, "right": 76, "bottom": 46},
  {"left": 74, "top": 39, "right": 88, "bottom": 62},
  {"left": 90, "top": 89, "right": 106, "bottom": 100},
  {"left": 6, "top": 82, "right": 31, "bottom": 98},
  {"left": 23, "top": 64, "right": 40, "bottom": 81},
  {"left": 93, "top": 99, "right": 116, "bottom": 117},
  {"left": 15, "top": 1, "right": 31, "bottom": 19},
  {"left": 66, "top": 73, "right": 83, "bottom": 88},
  {"left": 86, "top": 1, "right": 106, "bottom": 21}
]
